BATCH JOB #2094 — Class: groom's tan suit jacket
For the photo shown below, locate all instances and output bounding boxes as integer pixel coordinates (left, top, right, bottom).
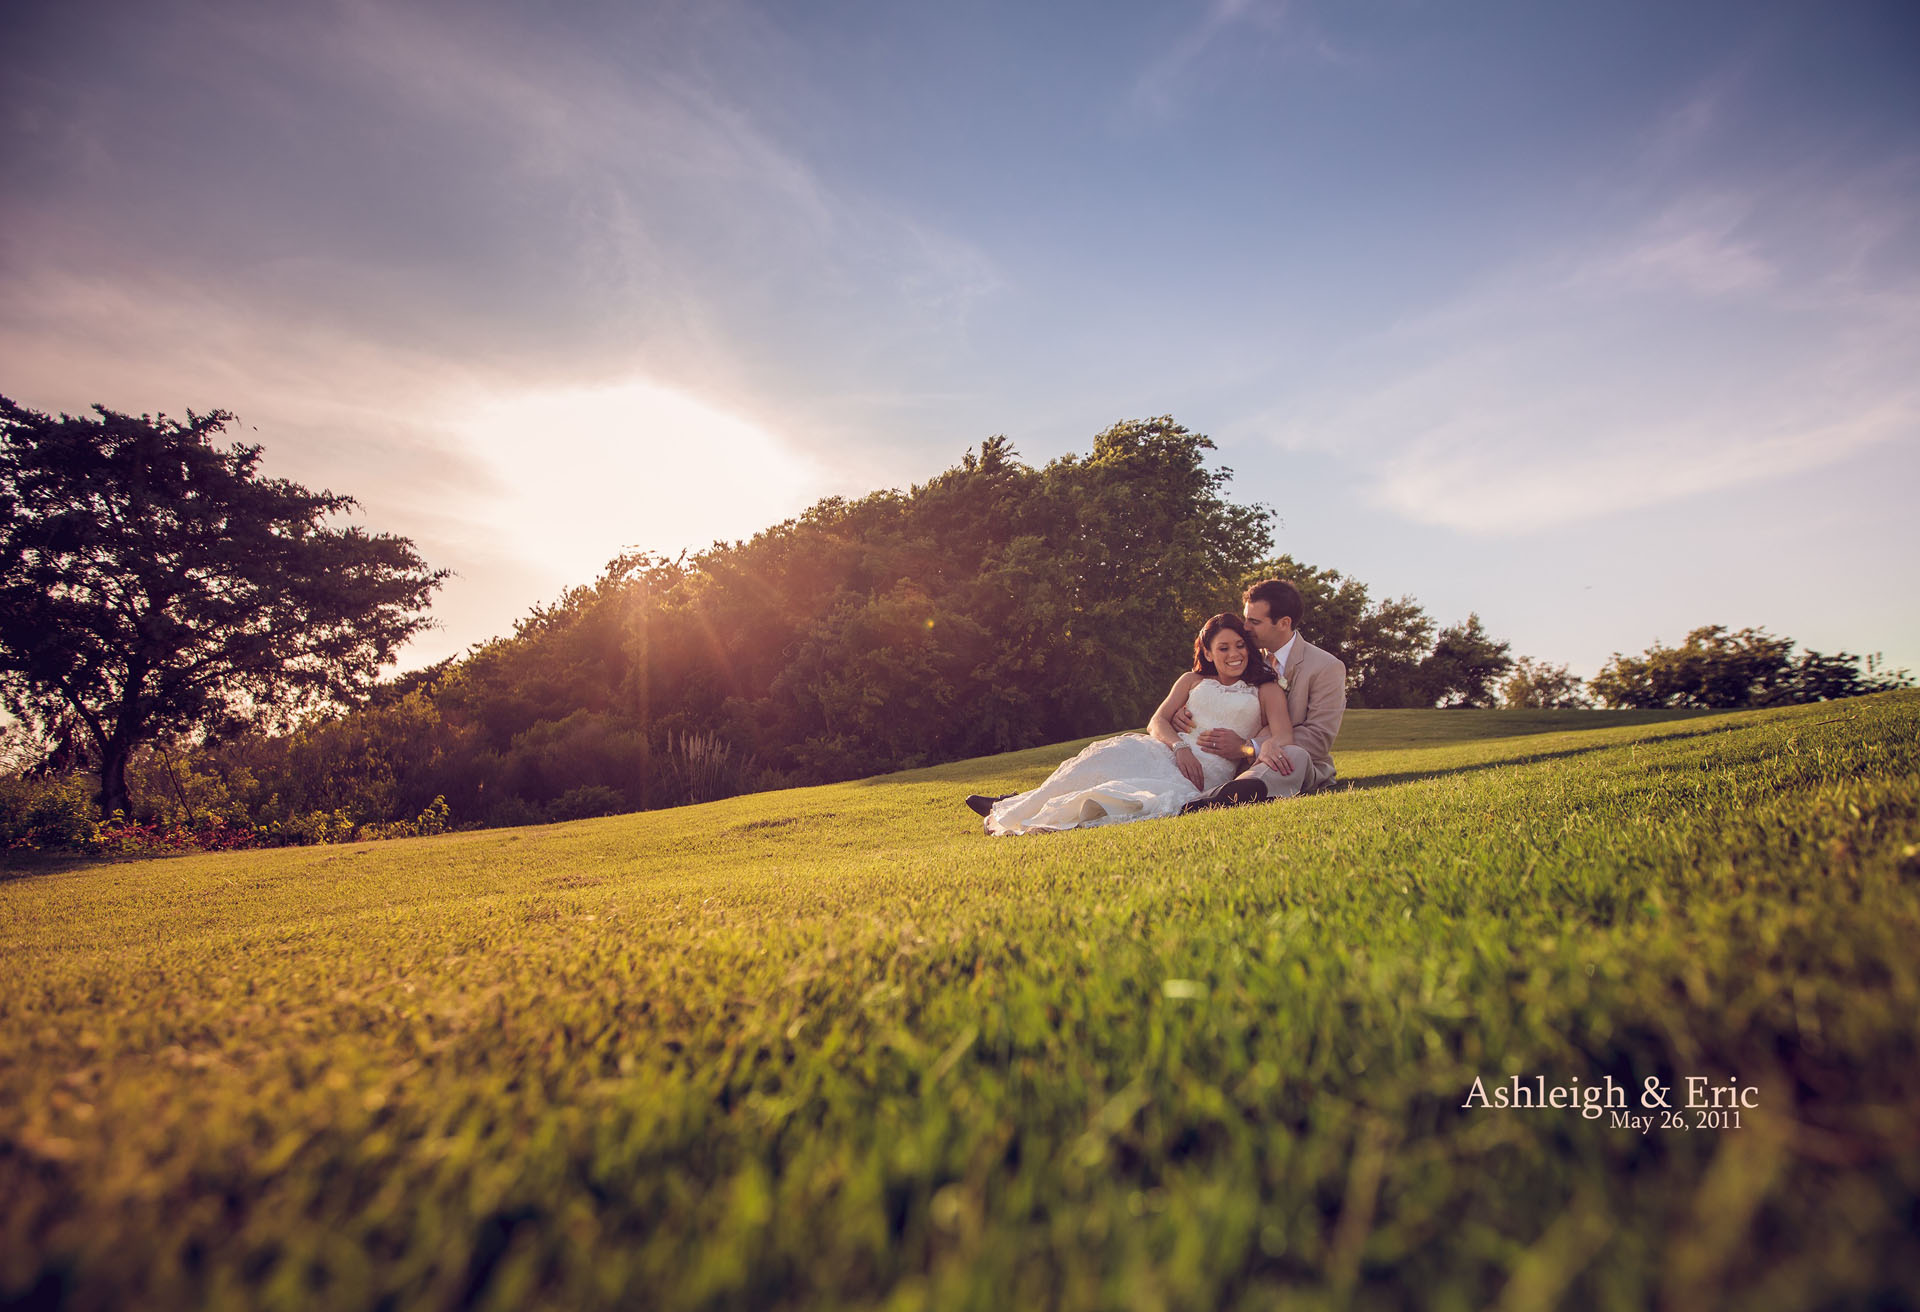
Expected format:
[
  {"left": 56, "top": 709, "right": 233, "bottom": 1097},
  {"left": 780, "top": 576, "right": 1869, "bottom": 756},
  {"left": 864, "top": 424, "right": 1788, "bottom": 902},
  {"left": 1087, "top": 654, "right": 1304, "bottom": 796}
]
[{"left": 1271, "top": 636, "right": 1347, "bottom": 792}]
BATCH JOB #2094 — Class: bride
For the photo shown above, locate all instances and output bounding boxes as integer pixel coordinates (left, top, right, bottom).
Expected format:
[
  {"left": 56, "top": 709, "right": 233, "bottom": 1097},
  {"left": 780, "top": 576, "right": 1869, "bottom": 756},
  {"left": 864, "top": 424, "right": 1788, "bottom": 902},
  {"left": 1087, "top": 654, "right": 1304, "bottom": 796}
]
[{"left": 985, "top": 612, "right": 1296, "bottom": 835}]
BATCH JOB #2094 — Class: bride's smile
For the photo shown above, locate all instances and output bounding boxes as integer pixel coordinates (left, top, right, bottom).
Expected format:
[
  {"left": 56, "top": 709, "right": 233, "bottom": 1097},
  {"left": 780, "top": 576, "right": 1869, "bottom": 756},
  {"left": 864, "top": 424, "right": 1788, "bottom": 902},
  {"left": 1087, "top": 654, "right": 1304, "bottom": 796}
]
[{"left": 1208, "top": 630, "right": 1251, "bottom": 682}]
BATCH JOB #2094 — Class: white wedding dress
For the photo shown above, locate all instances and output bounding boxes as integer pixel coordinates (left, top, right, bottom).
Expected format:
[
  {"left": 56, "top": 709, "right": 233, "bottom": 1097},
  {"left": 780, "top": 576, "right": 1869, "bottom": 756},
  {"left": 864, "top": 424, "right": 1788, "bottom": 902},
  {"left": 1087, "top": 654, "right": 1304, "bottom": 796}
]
[{"left": 986, "top": 678, "right": 1265, "bottom": 835}]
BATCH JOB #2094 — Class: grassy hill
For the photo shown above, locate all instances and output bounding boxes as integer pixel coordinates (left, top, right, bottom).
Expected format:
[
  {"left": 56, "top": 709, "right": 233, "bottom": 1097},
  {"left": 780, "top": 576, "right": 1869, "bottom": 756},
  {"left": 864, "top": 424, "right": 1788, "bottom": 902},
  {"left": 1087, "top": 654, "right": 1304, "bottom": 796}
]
[{"left": 3, "top": 697, "right": 1917, "bottom": 1310}]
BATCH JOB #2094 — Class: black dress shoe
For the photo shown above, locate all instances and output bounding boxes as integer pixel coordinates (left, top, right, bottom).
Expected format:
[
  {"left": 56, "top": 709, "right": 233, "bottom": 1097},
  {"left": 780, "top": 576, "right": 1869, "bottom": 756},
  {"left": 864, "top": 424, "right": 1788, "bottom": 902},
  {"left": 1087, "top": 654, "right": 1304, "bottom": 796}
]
[
  {"left": 1180, "top": 777, "right": 1269, "bottom": 815},
  {"left": 965, "top": 793, "right": 1013, "bottom": 817}
]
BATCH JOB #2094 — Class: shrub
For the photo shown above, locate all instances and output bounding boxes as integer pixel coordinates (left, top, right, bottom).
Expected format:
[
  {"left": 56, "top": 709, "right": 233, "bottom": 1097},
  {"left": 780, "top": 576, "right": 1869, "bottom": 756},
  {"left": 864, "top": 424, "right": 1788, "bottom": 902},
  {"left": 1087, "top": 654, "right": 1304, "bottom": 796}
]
[
  {"left": 269, "top": 808, "right": 357, "bottom": 846},
  {"left": 0, "top": 774, "right": 101, "bottom": 851},
  {"left": 359, "top": 795, "right": 453, "bottom": 842},
  {"left": 497, "top": 711, "right": 649, "bottom": 812},
  {"left": 414, "top": 794, "right": 450, "bottom": 836},
  {"left": 96, "top": 813, "right": 258, "bottom": 856},
  {"left": 484, "top": 794, "right": 548, "bottom": 829},
  {"left": 125, "top": 746, "right": 257, "bottom": 829},
  {"left": 548, "top": 785, "right": 625, "bottom": 822}
]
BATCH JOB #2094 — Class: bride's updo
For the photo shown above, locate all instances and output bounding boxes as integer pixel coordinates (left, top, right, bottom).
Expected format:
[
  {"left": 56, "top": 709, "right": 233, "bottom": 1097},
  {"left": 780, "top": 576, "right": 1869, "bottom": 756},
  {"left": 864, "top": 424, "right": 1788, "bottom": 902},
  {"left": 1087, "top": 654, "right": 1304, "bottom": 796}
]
[{"left": 1192, "top": 612, "right": 1277, "bottom": 684}]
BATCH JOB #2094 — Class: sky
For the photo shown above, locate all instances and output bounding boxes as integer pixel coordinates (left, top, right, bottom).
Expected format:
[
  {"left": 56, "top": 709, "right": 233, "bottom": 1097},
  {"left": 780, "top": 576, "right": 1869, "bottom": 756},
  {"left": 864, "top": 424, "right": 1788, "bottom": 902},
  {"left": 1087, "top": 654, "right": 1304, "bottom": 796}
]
[{"left": 5, "top": 0, "right": 1917, "bottom": 680}]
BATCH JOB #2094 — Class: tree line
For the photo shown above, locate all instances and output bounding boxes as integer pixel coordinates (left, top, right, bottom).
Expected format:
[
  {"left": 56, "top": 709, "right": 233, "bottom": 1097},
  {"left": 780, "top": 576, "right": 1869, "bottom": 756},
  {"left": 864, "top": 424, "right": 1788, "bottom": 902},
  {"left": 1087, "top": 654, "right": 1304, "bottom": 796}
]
[{"left": 1, "top": 397, "right": 1907, "bottom": 850}]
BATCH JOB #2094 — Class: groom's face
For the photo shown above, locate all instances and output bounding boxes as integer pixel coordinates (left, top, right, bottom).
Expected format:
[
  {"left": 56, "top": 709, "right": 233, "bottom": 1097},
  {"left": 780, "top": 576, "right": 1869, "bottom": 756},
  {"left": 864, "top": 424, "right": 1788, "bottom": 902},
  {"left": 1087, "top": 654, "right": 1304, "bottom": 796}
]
[{"left": 1242, "top": 600, "right": 1291, "bottom": 654}]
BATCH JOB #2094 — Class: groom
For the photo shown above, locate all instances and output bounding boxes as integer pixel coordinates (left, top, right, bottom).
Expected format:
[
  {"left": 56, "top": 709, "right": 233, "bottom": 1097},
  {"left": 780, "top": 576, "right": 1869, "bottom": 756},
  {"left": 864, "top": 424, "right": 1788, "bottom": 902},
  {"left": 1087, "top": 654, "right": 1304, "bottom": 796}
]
[
  {"left": 1177, "top": 577, "right": 1346, "bottom": 809},
  {"left": 962, "top": 576, "right": 1346, "bottom": 818}
]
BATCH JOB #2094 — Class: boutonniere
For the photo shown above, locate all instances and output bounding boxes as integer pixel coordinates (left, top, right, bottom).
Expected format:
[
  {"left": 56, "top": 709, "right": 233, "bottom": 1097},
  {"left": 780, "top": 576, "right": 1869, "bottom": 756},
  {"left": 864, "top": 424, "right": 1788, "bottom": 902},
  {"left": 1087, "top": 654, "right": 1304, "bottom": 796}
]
[{"left": 1275, "top": 673, "right": 1291, "bottom": 692}]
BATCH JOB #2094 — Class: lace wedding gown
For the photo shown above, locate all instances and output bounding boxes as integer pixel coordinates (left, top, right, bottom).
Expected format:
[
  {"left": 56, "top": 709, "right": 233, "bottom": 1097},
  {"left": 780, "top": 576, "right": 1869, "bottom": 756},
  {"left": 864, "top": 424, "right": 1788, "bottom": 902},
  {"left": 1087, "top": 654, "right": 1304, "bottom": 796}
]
[{"left": 985, "top": 678, "right": 1265, "bottom": 835}]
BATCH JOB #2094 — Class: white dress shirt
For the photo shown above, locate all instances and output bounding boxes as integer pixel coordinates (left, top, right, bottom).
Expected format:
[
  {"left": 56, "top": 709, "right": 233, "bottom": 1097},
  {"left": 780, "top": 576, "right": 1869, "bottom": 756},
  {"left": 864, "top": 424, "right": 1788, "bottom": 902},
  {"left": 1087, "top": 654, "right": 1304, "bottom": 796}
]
[{"left": 1266, "top": 634, "right": 1296, "bottom": 679}]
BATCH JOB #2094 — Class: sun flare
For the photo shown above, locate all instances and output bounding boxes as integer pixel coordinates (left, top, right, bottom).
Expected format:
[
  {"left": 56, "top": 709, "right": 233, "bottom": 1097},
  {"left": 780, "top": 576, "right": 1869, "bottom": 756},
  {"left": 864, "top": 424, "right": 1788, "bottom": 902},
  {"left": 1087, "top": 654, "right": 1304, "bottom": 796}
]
[{"left": 450, "top": 378, "right": 829, "bottom": 585}]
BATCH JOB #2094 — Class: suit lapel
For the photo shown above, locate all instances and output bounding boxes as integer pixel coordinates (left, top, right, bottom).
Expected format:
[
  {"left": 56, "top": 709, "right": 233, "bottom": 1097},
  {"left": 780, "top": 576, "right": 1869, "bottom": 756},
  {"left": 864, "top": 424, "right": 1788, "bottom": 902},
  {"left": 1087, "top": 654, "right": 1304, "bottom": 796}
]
[{"left": 1280, "top": 639, "right": 1308, "bottom": 725}]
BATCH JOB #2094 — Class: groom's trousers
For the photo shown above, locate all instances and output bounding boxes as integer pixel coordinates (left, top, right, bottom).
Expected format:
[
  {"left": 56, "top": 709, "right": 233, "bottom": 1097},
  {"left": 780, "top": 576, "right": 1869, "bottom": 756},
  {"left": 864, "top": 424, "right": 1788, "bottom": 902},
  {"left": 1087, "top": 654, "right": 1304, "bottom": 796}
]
[{"left": 1244, "top": 745, "right": 1336, "bottom": 799}]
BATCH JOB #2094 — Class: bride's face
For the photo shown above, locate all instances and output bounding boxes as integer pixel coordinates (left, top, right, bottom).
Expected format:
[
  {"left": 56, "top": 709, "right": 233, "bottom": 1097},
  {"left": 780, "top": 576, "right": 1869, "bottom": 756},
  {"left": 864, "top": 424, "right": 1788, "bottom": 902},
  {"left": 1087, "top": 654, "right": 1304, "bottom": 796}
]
[{"left": 1207, "top": 629, "right": 1252, "bottom": 682}]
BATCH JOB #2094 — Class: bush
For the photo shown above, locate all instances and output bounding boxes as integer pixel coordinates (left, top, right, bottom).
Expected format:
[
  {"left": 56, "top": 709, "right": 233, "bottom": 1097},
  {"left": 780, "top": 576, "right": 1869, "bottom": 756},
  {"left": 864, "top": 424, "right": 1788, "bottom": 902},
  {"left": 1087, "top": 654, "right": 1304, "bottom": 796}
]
[
  {"left": 125, "top": 746, "right": 257, "bottom": 829},
  {"left": 484, "top": 794, "right": 548, "bottom": 829},
  {"left": 496, "top": 711, "right": 650, "bottom": 812},
  {"left": 269, "top": 808, "right": 357, "bottom": 846},
  {"left": 548, "top": 785, "right": 626, "bottom": 821},
  {"left": 414, "top": 794, "right": 450, "bottom": 836},
  {"left": 96, "top": 813, "right": 258, "bottom": 856},
  {"left": 0, "top": 774, "right": 101, "bottom": 851},
  {"left": 359, "top": 796, "right": 453, "bottom": 842}
]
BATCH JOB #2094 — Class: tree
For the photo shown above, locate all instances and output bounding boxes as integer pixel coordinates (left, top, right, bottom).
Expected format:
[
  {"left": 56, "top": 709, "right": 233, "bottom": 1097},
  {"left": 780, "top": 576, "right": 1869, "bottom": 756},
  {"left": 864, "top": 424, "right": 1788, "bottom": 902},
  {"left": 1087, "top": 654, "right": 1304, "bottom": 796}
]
[
  {"left": 1416, "top": 613, "right": 1513, "bottom": 708},
  {"left": 0, "top": 397, "right": 446, "bottom": 815},
  {"left": 1501, "top": 657, "right": 1590, "bottom": 709},
  {"left": 1589, "top": 625, "right": 1911, "bottom": 709},
  {"left": 1031, "top": 417, "right": 1274, "bottom": 730}
]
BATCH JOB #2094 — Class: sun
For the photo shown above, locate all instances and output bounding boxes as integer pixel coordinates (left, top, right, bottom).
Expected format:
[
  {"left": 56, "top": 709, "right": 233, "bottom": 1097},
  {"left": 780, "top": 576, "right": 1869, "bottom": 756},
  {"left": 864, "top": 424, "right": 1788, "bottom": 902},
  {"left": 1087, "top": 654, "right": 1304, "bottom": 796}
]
[{"left": 449, "top": 378, "right": 829, "bottom": 584}]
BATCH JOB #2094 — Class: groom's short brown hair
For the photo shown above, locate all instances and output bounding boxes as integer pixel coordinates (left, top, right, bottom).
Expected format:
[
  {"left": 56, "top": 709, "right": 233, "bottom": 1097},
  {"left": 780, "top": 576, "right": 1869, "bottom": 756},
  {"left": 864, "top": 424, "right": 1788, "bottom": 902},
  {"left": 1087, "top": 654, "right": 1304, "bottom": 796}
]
[{"left": 1243, "top": 578, "right": 1304, "bottom": 626}]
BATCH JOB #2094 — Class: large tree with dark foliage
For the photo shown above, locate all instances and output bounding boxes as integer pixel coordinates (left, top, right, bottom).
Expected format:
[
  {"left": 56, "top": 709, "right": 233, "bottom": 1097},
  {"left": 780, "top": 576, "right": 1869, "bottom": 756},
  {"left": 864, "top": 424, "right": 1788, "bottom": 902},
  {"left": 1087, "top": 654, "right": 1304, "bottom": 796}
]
[
  {"left": 0, "top": 396, "right": 445, "bottom": 815},
  {"left": 1589, "top": 625, "right": 1911, "bottom": 709}
]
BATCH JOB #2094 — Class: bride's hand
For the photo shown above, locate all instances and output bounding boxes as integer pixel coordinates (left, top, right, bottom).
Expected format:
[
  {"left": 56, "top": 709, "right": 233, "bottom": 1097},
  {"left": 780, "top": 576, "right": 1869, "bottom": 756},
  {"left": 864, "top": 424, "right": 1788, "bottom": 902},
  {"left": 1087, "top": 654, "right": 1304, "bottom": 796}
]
[
  {"left": 1174, "top": 745, "right": 1206, "bottom": 790},
  {"left": 1257, "top": 742, "right": 1295, "bottom": 775}
]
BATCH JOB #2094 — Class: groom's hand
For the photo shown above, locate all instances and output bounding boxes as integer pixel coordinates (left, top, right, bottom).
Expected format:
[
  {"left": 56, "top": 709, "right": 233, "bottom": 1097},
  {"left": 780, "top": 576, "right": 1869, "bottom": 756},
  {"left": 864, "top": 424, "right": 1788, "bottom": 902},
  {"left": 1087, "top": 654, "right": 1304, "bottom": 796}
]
[
  {"left": 1196, "top": 728, "right": 1247, "bottom": 760},
  {"left": 1171, "top": 705, "right": 1196, "bottom": 733}
]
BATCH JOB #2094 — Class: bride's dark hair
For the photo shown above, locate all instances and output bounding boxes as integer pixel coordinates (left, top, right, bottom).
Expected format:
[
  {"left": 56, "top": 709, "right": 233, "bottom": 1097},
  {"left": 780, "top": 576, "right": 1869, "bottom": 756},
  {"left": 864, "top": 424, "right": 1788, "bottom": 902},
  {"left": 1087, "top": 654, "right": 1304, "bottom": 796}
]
[{"left": 1192, "top": 612, "right": 1276, "bottom": 684}]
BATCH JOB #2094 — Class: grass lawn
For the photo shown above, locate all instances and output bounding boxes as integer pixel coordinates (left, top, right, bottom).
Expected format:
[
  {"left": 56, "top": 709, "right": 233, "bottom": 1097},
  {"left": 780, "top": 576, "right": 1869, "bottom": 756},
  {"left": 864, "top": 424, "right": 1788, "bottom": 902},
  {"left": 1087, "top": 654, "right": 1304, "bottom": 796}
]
[{"left": 3, "top": 696, "right": 1917, "bottom": 1310}]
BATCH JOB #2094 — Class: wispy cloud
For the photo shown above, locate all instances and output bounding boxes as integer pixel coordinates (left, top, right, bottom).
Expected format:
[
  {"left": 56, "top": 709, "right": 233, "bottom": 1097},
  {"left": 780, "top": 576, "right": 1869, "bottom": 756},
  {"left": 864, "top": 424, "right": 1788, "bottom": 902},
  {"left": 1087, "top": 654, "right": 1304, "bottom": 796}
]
[
  {"left": 1133, "top": 0, "right": 1259, "bottom": 114},
  {"left": 328, "top": 2, "right": 839, "bottom": 229},
  {"left": 1368, "top": 387, "right": 1916, "bottom": 535},
  {"left": 1131, "top": 0, "right": 1356, "bottom": 116},
  {"left": 1640, "top": 61, "right": 1753, "bottom": 172},
  {"left": 1252, "top": 168, "right": 1920, "bottom": 535},
  {"left": 1567, "top": 193, "right": 1775, "bottom": 297}
]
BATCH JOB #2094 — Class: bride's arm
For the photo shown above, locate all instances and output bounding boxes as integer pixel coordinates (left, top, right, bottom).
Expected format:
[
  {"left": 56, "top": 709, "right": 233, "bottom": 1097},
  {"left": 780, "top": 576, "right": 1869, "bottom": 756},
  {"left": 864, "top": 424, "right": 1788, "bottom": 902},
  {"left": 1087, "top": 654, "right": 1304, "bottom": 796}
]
[
  {"left": 1149, "top": 673, "right": 1207, "bottom": 788},
  {"left": 1255, "top": 682, "right": 1297, "bottom": 770},
  {"left": 1149, "top": 673, "right": 1201, "bottom": 747}
]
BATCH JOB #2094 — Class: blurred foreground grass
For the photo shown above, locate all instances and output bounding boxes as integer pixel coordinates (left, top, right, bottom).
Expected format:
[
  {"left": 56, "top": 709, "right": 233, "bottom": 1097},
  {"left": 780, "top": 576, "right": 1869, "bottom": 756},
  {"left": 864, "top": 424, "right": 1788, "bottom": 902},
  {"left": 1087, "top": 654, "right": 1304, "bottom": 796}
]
[{"left": 3, "top": 698, "right": 1917, "bottom": 1310}]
